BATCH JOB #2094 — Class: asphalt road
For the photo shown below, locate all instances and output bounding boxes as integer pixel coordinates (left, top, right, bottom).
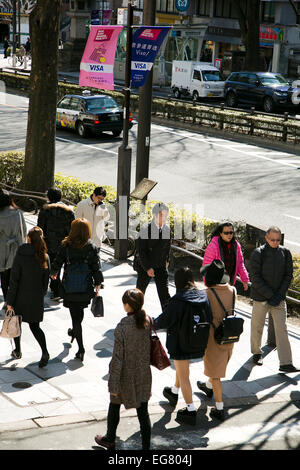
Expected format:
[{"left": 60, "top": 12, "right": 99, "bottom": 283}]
[
  {"left": 0, "top": 400, "right": 299, "bottom": 451},
  {"left": 1, "top": 91, "right": 300, "bottom": 253}
]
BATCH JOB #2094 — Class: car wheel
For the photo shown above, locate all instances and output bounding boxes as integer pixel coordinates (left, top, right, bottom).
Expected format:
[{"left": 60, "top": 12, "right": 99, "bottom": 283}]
[
  {"left": 263, "top": 96, "right": 274, "bottom": 113},
  {"left": 192, "top": 91, "right": 199, "bottom": 102},
  {"left": 174, "top": 88, "right": 181, "bottom": 99},
  {"left": 226, "top": 91, "right": 237, "bottom": 107},
  {"left": 112, "top": 130, "right": 122, "bottom": 137},
  {"left": 77, "top": 121, "right": 87, "bottom": 137}
]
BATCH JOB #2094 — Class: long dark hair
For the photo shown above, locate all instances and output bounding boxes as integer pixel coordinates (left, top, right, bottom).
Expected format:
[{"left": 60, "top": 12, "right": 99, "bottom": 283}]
[
  {"left": 174, "top": 267, "right": 197, "bottom": 291},
  {"left": 122, "top": 289, "right": 148, "bottom": 329},
  {"left": 28, "top": 226, "right": 48, "bottom": 269},
  {"left": 210, "top": 222, "right": 235, "bottom": 241}
]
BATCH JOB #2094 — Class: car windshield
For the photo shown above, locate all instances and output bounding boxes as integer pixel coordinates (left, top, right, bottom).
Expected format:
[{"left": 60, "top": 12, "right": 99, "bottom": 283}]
[
  {"left": 86, "top": 97, "right": 118, "bottom": 111},
  {"left": 202, "top": 70, "right": 224, "bottom": 82},
  {"left": 259, "top": 74, "right": 289, "bottom": 86}
]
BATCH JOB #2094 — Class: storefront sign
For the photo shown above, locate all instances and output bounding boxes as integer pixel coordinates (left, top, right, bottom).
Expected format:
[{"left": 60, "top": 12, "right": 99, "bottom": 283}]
[
  {"left": 79, "top": 25, "right": 123, "bottom": 91},
  {"left": 131, "top": 26, "right": 171, "bottom": 88},
  {"left": 175, "top": 0, "right": 190, "bottom": 12},
  {"left": 260, "top": 25, "right": 284, "bottom": 42}
]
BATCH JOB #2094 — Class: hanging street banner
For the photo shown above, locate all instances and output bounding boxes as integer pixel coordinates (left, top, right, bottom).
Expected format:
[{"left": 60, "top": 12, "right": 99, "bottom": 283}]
[
  {"left": 131, "top": 26, "right": 171, "bottom": 88},
  {"left": 79, "top": 25, "right": 123, "bottom": 91}
]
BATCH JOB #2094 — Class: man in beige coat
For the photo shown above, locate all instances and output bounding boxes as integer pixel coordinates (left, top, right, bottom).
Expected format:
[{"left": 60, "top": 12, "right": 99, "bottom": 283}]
[{"left": 75, "top": 187, "right": 110, "bottom": 248}]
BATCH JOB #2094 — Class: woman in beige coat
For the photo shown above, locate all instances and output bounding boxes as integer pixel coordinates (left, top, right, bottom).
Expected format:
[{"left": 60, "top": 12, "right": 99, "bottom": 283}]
[
  {"left": 94, "top": 289, "right": 152, "bottom": 450},
  {"left": 198, "top": 259, "right": 236, "bottom": 421}
]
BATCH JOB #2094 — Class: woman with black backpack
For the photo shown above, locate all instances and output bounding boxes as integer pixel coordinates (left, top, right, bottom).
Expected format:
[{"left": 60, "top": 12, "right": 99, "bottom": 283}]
[
  {"left": 153, "top": 267, "right": 211, "bottom": 426},
  {"left": 50, "top": 218, "right": 103, "bottom": 361}
]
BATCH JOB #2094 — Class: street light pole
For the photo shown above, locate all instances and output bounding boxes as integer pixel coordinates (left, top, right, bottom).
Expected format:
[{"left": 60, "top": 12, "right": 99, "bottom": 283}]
[
  {"left": 114, "top": 0, "right": 133, "bottom": 260},
  {"left": 12, "top": 0, "right": 17, "bottom": 67}
]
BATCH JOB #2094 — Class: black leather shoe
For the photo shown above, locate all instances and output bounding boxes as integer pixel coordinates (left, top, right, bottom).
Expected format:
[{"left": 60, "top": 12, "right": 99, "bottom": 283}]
[
  {"left": 197, "top": 381, "right": 213, "bottom": 398},
  {"left": 163, "top": 387, "right": 178, "bottom": 407},
  {"left": 252, "top": 354, "right": 263, "bottom": 366},
  {"left": 39, "top": 352, "right": 49, "bottom": 368},
  {"left": 11, "top": 349, "right": 22, "bottom": 359},
  {"left": 175, "top": 407, "right": 197, "bottom": 426},
  {"left": 210, "top": 407, "right": 225, "bottom": 421},
  {"left": 68, "top": 328, "right": 75, "bottom": 343},
  {"left": 279, "top": 364, "right": 298, "bottom": 373},
  {"left": 94, "top": 435, "right": 115, "bottom": 450},
  {"left": 75, "top": 350, "right": 85, "bottom": 361}
]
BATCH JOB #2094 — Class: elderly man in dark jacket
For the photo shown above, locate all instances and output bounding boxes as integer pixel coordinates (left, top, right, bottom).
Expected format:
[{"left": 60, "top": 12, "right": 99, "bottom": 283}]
[
  {"left": 249, "top": 226, "right": 297, "bottom": 372},
  {"left": 134, "top": 203, "right": 171, "bottom": 309},
  {"left": 38, "top": 187, "right": 75, "bottom": 300}
]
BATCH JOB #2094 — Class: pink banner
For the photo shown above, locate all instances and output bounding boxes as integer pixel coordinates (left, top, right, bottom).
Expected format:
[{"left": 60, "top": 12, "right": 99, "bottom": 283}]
[{"left": 79, "top": 25, "right": 123, "bottom": 91}]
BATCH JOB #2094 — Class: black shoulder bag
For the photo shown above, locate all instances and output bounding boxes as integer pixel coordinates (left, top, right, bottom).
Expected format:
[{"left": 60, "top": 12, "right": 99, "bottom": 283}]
[{"left": 211, "top": 288, "right": 244, "bottom": 345}]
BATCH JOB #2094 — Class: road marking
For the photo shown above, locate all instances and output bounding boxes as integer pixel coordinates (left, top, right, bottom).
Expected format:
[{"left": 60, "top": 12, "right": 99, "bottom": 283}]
[
  {"left": 285, "top": 239, "right": 300, "bottom": 247},
  {"left": 153, "top": 124, "right": 299, "bottom": 169},
  {"left": 284, "top": 214, "right": 300, "bottom": 221},
  {"left": 56, "top": 136, "right": 118, "bottom": 155}
]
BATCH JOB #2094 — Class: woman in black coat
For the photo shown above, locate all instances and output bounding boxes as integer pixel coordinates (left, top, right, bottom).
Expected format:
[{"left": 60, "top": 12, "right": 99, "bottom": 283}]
[
  {"left": 6, "top": 226, "right": 50, "bottom": 367},
  {"left": 154, "top": 267, "right": 211, "bottom": 426},
  {"left": 51, "top": 218, "right": 103, "bottom": 361}
]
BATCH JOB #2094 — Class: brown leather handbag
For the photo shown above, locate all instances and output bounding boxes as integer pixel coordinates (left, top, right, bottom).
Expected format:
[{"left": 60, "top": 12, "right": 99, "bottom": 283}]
[{"left": 149, "top": 316, "right": 171, "bottom": 370}]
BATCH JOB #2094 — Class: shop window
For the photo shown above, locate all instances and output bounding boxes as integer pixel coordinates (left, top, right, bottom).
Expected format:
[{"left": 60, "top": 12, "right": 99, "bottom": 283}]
[
  {"left": 261, "top": 2, "right": 275, "bottom": 23},
  {"left": 77, "top": 1, "right": 85, "bottom": 10},
  {"left": 196, "top": 0, "right": 210, "bottom": 17}
]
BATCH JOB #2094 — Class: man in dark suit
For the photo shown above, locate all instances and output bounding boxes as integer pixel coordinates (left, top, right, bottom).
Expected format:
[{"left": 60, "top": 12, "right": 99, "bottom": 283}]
[{"left": 134, "top": 203, "right": 171, "bottom": 309}]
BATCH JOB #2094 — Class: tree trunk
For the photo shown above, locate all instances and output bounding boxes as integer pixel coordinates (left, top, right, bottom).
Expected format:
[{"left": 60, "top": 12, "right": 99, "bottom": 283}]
[
  {"left": 232, "top": 0, "right": 260, "bottom": 71},
  {"left": 22, "top": 0, "right": 61, "bottom": 192},
  {"left": 245, "top": 0, "right": 260, "bottom": 71}
]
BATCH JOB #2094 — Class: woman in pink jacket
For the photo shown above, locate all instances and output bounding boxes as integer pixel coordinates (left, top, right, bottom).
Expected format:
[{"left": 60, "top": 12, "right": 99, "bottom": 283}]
[{"left": 202, "top": 222, "right": 249, "bottom": 291}]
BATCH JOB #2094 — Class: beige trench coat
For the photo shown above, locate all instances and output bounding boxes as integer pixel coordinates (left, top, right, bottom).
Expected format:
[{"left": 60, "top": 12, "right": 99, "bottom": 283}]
[
  {"left": 204, "top": 284, "right": 236, "bottom": 379},
  {"left": 108, "top": 315, "right": 152, "bottom": 409}
]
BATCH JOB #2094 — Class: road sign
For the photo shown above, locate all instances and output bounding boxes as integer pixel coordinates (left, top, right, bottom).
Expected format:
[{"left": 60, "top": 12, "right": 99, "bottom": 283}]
[{"left": 175, "top": 0, "right": 190, "bottom": 12}]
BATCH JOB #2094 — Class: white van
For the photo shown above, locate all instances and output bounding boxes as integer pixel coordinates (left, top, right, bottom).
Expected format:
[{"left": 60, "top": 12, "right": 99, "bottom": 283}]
[{"left": 171, "top": 61, "right": 225, "bottom": 100}]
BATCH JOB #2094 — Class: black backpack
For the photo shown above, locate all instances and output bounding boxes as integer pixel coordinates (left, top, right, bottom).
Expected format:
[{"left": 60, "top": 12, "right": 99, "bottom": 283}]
[{"left": 179, "top": 300, "right": 211, "bottom": 357}]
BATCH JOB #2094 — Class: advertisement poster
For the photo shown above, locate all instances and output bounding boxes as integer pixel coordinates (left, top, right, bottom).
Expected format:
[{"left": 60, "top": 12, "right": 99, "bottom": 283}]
[
  {"left": 131, "top": 26, "right": 171, "bottom": 88},
  {"left": 79, "top": 25, "right": 123, "bottom": 91}
]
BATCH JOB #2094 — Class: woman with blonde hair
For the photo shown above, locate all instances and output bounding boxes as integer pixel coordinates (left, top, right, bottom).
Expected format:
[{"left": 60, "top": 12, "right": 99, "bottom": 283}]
[
  {"left": 51, "top": 218, "right": 103, "bottom": 361},
  {"left": 6, "top": 226, "right": 50, "bottom": 367}
]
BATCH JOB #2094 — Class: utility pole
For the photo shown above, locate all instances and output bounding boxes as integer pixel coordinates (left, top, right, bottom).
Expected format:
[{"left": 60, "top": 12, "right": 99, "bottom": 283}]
[
  {"left": 114, "top": 0, "right": 133, "bottom": 260},
  {"left": 135, "top": 0, "right": 156, "bottom": 199}
]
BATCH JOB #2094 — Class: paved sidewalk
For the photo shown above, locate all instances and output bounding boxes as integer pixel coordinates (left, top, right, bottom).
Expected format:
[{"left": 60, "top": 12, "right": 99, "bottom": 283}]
[{"left": 0, "top": 212, "right": 299, "bottom": 434}]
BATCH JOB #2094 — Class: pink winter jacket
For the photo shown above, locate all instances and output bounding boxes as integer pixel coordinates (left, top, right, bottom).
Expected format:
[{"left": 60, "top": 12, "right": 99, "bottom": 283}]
[{"left": 203, "top": 236, "right": 250, "bottom": 285}]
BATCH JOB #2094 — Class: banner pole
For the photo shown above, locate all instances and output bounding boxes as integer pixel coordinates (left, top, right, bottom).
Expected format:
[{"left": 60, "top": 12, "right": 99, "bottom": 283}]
[{"left": 114, "top": 0, "right": 133, "bottom": 261}]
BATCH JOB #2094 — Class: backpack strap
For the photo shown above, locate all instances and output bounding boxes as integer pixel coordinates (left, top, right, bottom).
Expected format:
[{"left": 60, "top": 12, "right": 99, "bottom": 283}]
[{"left": 210, "top": 288, "right": 235, "bottom": 318}]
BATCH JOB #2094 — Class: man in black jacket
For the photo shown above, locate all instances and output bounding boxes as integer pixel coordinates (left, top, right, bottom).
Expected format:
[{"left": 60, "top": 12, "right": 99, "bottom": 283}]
[
  {"left": 38, "top": 187, "right": 75, "bottom": 300},
  {"left": 134, "top": 203, "right": 171, "bottom": 309},
  {"left": 249, "top": 226, "right": 297, "bottom": 372}
]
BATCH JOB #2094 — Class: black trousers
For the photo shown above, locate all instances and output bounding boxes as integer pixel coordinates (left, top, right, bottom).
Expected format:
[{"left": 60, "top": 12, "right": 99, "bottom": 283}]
[
  {"left": 0, "top": 269, "right": 11, "bottom": 301},
  {"left": 69, "top": 305, "right": 85, "bottom": 352},
  {"left": 136, "top": 266, "right": 170, "bottom": 309},
  {"left": 14, "top": 322, "right": 48, "bottom": 355},
  {"left": 106, "top": 402, "right": 151, "bottom": 450}
]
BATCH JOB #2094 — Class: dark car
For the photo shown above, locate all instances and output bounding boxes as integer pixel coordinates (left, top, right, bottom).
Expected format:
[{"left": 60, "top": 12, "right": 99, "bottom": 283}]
[
  {"left": 224, "top": 72, "right": 300, "bottom": 113},
  {"left": 56, "top": 92, "right": 133, "bottom": 137}
]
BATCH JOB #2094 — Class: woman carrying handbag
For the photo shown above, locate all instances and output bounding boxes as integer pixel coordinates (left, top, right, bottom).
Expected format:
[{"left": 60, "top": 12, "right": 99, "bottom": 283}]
[
  {"left": 94, "top": 288, "right": 152, "bottom": 450},
  {"left": 6, "top": 227, "right": 50, "bottom": 367},
  {"left": 51, "top": 218, "right": 103, "bottom": 362}
]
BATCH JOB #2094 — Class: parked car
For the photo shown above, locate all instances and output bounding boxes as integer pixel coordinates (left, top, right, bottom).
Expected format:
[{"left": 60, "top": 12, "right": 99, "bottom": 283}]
[
  {"left": 56, "top": 91, "right": 133, "bottom": 137},
  {"left": 224, "top": 72, "right": 300, "bottom": 113}
]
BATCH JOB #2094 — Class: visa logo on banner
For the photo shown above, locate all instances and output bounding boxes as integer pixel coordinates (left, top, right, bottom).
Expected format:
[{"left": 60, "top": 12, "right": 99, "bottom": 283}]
[{"left": 131, "top": 26, "right": 171, "bottom": 88}]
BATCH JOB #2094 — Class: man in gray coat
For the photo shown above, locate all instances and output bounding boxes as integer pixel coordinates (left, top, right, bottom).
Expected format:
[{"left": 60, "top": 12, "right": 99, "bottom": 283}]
[{"left": 249, "top": 226, "right": 297, "bottom": 372}]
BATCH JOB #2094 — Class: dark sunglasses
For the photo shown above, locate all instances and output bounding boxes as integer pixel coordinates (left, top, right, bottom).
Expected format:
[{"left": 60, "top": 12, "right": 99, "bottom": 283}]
[{"left": 222, "top": 231, "right": 234, "bottom": 235}]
